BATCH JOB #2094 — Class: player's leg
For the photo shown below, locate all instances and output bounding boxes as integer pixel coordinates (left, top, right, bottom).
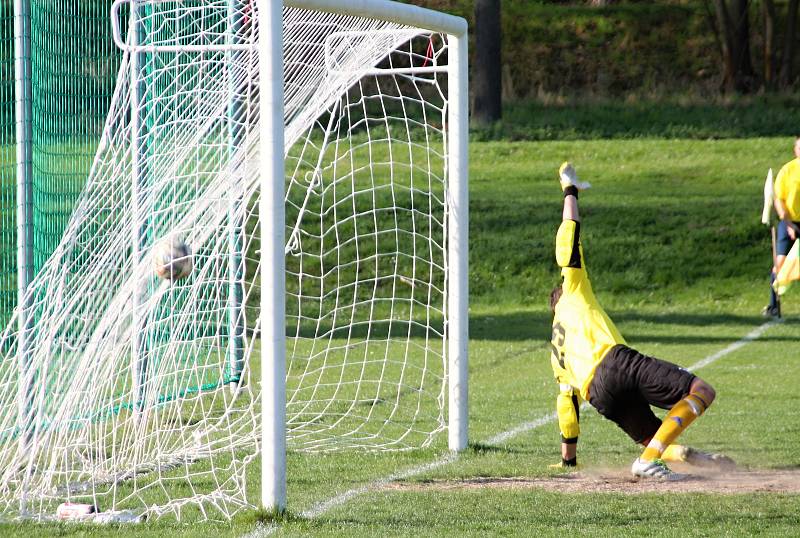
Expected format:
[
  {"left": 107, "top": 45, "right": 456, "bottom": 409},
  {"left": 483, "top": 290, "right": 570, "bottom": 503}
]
[
  {"left": 641, "top": 374, "right": 734, "bottom": 469},
  {"left": 624, "top": 347, "right": 716, "bottom": 465},
  {"left": 596, "top": 345, "right": 719, "bottom": 479},
  {"left": 588, "top": 348, "right": 685, "bottom": 480},
  {"left": 639, "top": 377, "right": 714, "bottom": 462},
  {"left": 764, "top": 257, "right": 783, "bottom": 317},
  {"left": 764, "top": 221, "right": 791, "bottom": 317},
  {"left": 590, "top": 388, "right": 687, "bottom": 479}
]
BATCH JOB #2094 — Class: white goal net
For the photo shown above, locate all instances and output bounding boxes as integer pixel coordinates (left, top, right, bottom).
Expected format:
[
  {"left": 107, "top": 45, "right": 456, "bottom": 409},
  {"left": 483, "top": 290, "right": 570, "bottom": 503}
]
[{"left": 0, "top": 0, "right": 466, "bottom": 521}]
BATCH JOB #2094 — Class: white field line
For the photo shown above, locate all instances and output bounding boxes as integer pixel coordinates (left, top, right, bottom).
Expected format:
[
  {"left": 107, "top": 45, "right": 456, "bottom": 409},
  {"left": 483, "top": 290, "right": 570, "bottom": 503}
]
[
  {"left": 685, "top": 319, "right": 779, "bottom": 372},
  {"left": 486, "top": 411, "right": 558, "bottom": 446},
  {"left": 245, "top": 319, "right": 779, "bottom": 537},
  {"left": 300, "top": 452, "right": 459, "bottom": 519},
  {"left": 240, "top": 523, "right": 278, "bottom": 538}
]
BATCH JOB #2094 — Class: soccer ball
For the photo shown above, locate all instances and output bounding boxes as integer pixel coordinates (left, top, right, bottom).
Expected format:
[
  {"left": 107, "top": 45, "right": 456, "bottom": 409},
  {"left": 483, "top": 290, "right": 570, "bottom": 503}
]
[{"left": 153, "top": 236, "right": 193, "bottom": 281}]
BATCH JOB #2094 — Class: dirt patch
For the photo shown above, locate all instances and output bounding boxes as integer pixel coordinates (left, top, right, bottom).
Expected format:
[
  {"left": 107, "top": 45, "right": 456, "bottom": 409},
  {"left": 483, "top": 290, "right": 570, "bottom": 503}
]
[{"left": 384, "top": 466, "right": 800, "bottom": 495}]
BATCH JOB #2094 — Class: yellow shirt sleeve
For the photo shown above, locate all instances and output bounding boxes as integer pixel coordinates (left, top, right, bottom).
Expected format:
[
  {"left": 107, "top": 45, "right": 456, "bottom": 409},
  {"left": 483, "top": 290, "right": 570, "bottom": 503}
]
[
  {"left": 556, "top": 384, "right": 581, "bottom": 441},
  {"left": 555, "top": 219, "right": 586, "bottom": 293}
]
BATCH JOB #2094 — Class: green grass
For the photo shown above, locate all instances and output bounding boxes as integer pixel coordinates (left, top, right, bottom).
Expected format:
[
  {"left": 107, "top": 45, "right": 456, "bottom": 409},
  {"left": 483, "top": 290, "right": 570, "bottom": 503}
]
[
  {"left": 468, "top": 137, "right": 788, "bottom": 307},
  {"left": 2, "top": 136, "right": 800, "bottom": 536}
]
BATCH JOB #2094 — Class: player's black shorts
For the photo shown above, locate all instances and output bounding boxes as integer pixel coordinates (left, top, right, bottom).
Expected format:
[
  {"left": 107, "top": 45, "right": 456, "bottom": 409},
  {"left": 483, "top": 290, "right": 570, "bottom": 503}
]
[
  {"left": 777, "top": 220, "right": 800, "bottom": 256},
  {"left": 587, "top": 344, "right": 696, "bottom": 444}
]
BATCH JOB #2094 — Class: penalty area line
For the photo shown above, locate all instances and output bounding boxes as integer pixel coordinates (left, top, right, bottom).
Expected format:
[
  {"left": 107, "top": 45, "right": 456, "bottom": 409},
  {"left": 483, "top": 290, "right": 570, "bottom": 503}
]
[
  {"left": 686, "top": 319, "right": 780, "bottom": 372},
  {"left": 300, "top": 452, "right": 459, "bottom": 519},
  {"left": 245, "top": 319, "right": 779, "bottom": 537}
]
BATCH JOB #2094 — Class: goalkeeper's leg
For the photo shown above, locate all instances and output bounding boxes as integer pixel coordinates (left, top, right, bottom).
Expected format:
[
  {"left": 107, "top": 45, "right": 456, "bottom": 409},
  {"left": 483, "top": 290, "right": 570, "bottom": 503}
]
[
  {"left": 639, "top": 378, "right": 715, "bottom": 462},
  {"left": 589, "top": 346, "right": 719, "bottom": 479}
]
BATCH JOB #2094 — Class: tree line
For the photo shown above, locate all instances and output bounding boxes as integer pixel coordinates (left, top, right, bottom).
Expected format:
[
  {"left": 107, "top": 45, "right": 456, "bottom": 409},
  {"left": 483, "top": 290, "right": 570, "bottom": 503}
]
[
  {"left": 712, "top": 0, "right": 799, "bottom": 92},
  {"left": 456, "top": 1, "right": 800, "bottom": 125}
]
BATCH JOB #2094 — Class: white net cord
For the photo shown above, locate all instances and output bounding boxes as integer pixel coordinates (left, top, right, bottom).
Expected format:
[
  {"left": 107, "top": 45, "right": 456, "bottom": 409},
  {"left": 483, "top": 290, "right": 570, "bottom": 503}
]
[{"left": 0, "top": 2, "right": 453, "bottom": 521}]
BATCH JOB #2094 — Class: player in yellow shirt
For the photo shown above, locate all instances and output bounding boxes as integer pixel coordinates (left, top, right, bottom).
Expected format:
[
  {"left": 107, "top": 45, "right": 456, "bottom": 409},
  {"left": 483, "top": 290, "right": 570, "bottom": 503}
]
[
  {"left": 549, "top": 163, "right": 730, "bottom": 480},
  {"left": 764, "top": 136, "right": 800, "bottom": 317}
]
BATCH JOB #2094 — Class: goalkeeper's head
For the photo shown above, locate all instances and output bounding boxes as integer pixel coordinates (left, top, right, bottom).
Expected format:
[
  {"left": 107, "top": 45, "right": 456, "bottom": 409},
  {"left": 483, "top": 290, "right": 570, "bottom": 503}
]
[
  {"left": 795, "top": 136, "right": 800, "bottom": 158},
  {"left": 549, "top": 285, "right": 562, "bottom": 313}
]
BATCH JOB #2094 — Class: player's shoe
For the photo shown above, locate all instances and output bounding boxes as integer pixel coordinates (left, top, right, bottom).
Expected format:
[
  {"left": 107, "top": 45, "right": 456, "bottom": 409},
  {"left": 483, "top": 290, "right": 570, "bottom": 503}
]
[
  {"left": 558, "top": 161, "right": 591, "bottom": 191},
  {"left": 684, "top": 447, "right": 736, "bottom": 470},
  {"left": 548, "top": 461, "right": 582, "bottom": 470},
  {"left": 631, "top": 458, "right": 687, "bottom": 481},
  {"left": 761, "top": 304, "right": 781, "bottom": 318}
]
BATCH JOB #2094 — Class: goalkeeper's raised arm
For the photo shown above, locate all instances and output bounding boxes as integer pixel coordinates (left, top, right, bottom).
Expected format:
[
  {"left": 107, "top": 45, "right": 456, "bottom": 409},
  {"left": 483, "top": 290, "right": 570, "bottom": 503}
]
[
  {"left": 559, "top": 161, "right": 587, "bottom": 223},
  {"left": 551, "top": 162, "right": 590, "bottom": 307}
]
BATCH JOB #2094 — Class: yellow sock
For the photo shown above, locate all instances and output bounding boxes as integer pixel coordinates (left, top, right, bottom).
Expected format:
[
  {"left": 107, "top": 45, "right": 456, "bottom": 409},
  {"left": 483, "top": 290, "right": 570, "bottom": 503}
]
[{"left": 641, "top": 394, "right": 708, "bottom": 462}]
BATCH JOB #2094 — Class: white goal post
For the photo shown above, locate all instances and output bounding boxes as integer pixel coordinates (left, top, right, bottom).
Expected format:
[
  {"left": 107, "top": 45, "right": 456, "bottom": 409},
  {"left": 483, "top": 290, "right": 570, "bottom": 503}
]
[
  {"left": 0, "top": 0, "right": 468, "bottom": 520},
  {"left": 264, "top": 0, "right": 469, "bottom": 510}
]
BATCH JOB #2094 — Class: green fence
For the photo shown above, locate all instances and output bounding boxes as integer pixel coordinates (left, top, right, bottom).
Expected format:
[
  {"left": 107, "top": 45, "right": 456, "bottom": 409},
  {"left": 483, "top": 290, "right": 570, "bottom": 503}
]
[
  {"left": 0, "top": 1, "right": 121, "bottom": 327},
  {"left": 0, "top": 3, "right": 14, "bottom": 328},
  {"left": 30, "top": 0, "right": 121, "bottom": 273}
]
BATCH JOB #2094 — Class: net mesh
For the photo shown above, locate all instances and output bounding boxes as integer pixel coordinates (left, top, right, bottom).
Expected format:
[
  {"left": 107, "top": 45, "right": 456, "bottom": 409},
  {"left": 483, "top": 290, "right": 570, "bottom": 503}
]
[{"left": 0, "top": 1, "right": 453, "bottom": 521}]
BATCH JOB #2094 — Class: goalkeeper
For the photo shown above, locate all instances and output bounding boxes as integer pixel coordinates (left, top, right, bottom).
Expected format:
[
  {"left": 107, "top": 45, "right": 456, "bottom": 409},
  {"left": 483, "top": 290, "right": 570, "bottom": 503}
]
[{"left": 548, "top": 163, "right": 731, "bottom": 480}]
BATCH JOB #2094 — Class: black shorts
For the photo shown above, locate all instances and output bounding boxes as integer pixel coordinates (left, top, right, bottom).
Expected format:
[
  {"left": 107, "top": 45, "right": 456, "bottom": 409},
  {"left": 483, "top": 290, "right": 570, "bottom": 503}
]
[
  {"left": 777, "top": 220, "right": 800, "bottom": 256},
  {"left": 588, "top": 344, "right": 696, "bottom": 444}
]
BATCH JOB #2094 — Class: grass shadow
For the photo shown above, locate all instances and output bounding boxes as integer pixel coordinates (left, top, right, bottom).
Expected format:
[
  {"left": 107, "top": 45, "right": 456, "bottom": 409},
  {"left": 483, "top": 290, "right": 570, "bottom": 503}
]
[
  {"left": 468, "top": 442, "right": 532, "bottom": 455},
  {"left": 468, "top": 310, "right": 799, "bottom": 343}
]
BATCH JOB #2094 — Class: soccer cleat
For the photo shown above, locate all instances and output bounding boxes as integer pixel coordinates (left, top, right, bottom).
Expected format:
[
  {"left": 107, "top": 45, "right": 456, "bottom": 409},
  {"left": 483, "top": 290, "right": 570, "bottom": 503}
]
[
  {"left": 558, "top": 161, "right": 591, "bottom": 191},
  {"left": 761, "top": 304, "right": 781, "bottom": 318},
  {"left": 631, "top": 458, "right": 687, "bottom": 481},
  {"left": 684, "top": 447, "right": 736, "bottom": 470}
]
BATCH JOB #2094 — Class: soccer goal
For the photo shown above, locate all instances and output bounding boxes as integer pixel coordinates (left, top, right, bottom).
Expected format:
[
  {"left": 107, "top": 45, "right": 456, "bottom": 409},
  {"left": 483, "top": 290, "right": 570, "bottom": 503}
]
[{"left": 0, "top": 0, "right": 467, "bottom": 520}]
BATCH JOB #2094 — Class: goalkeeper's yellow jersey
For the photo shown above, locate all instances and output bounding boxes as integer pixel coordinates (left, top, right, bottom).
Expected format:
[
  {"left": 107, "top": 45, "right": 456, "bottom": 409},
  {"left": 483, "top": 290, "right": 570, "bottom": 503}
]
[
  {"left": 775, "top": 158, "right": 800, "bottom": 221},
  {"left": 550, "top": 219, "right": 625, "bottom": 401}
]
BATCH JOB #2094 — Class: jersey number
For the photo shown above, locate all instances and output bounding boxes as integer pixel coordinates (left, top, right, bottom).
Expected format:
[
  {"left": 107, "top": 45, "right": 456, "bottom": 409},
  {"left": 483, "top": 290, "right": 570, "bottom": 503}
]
[{"left": 550, "top": 322, "right": 566, "bottom": 370}]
